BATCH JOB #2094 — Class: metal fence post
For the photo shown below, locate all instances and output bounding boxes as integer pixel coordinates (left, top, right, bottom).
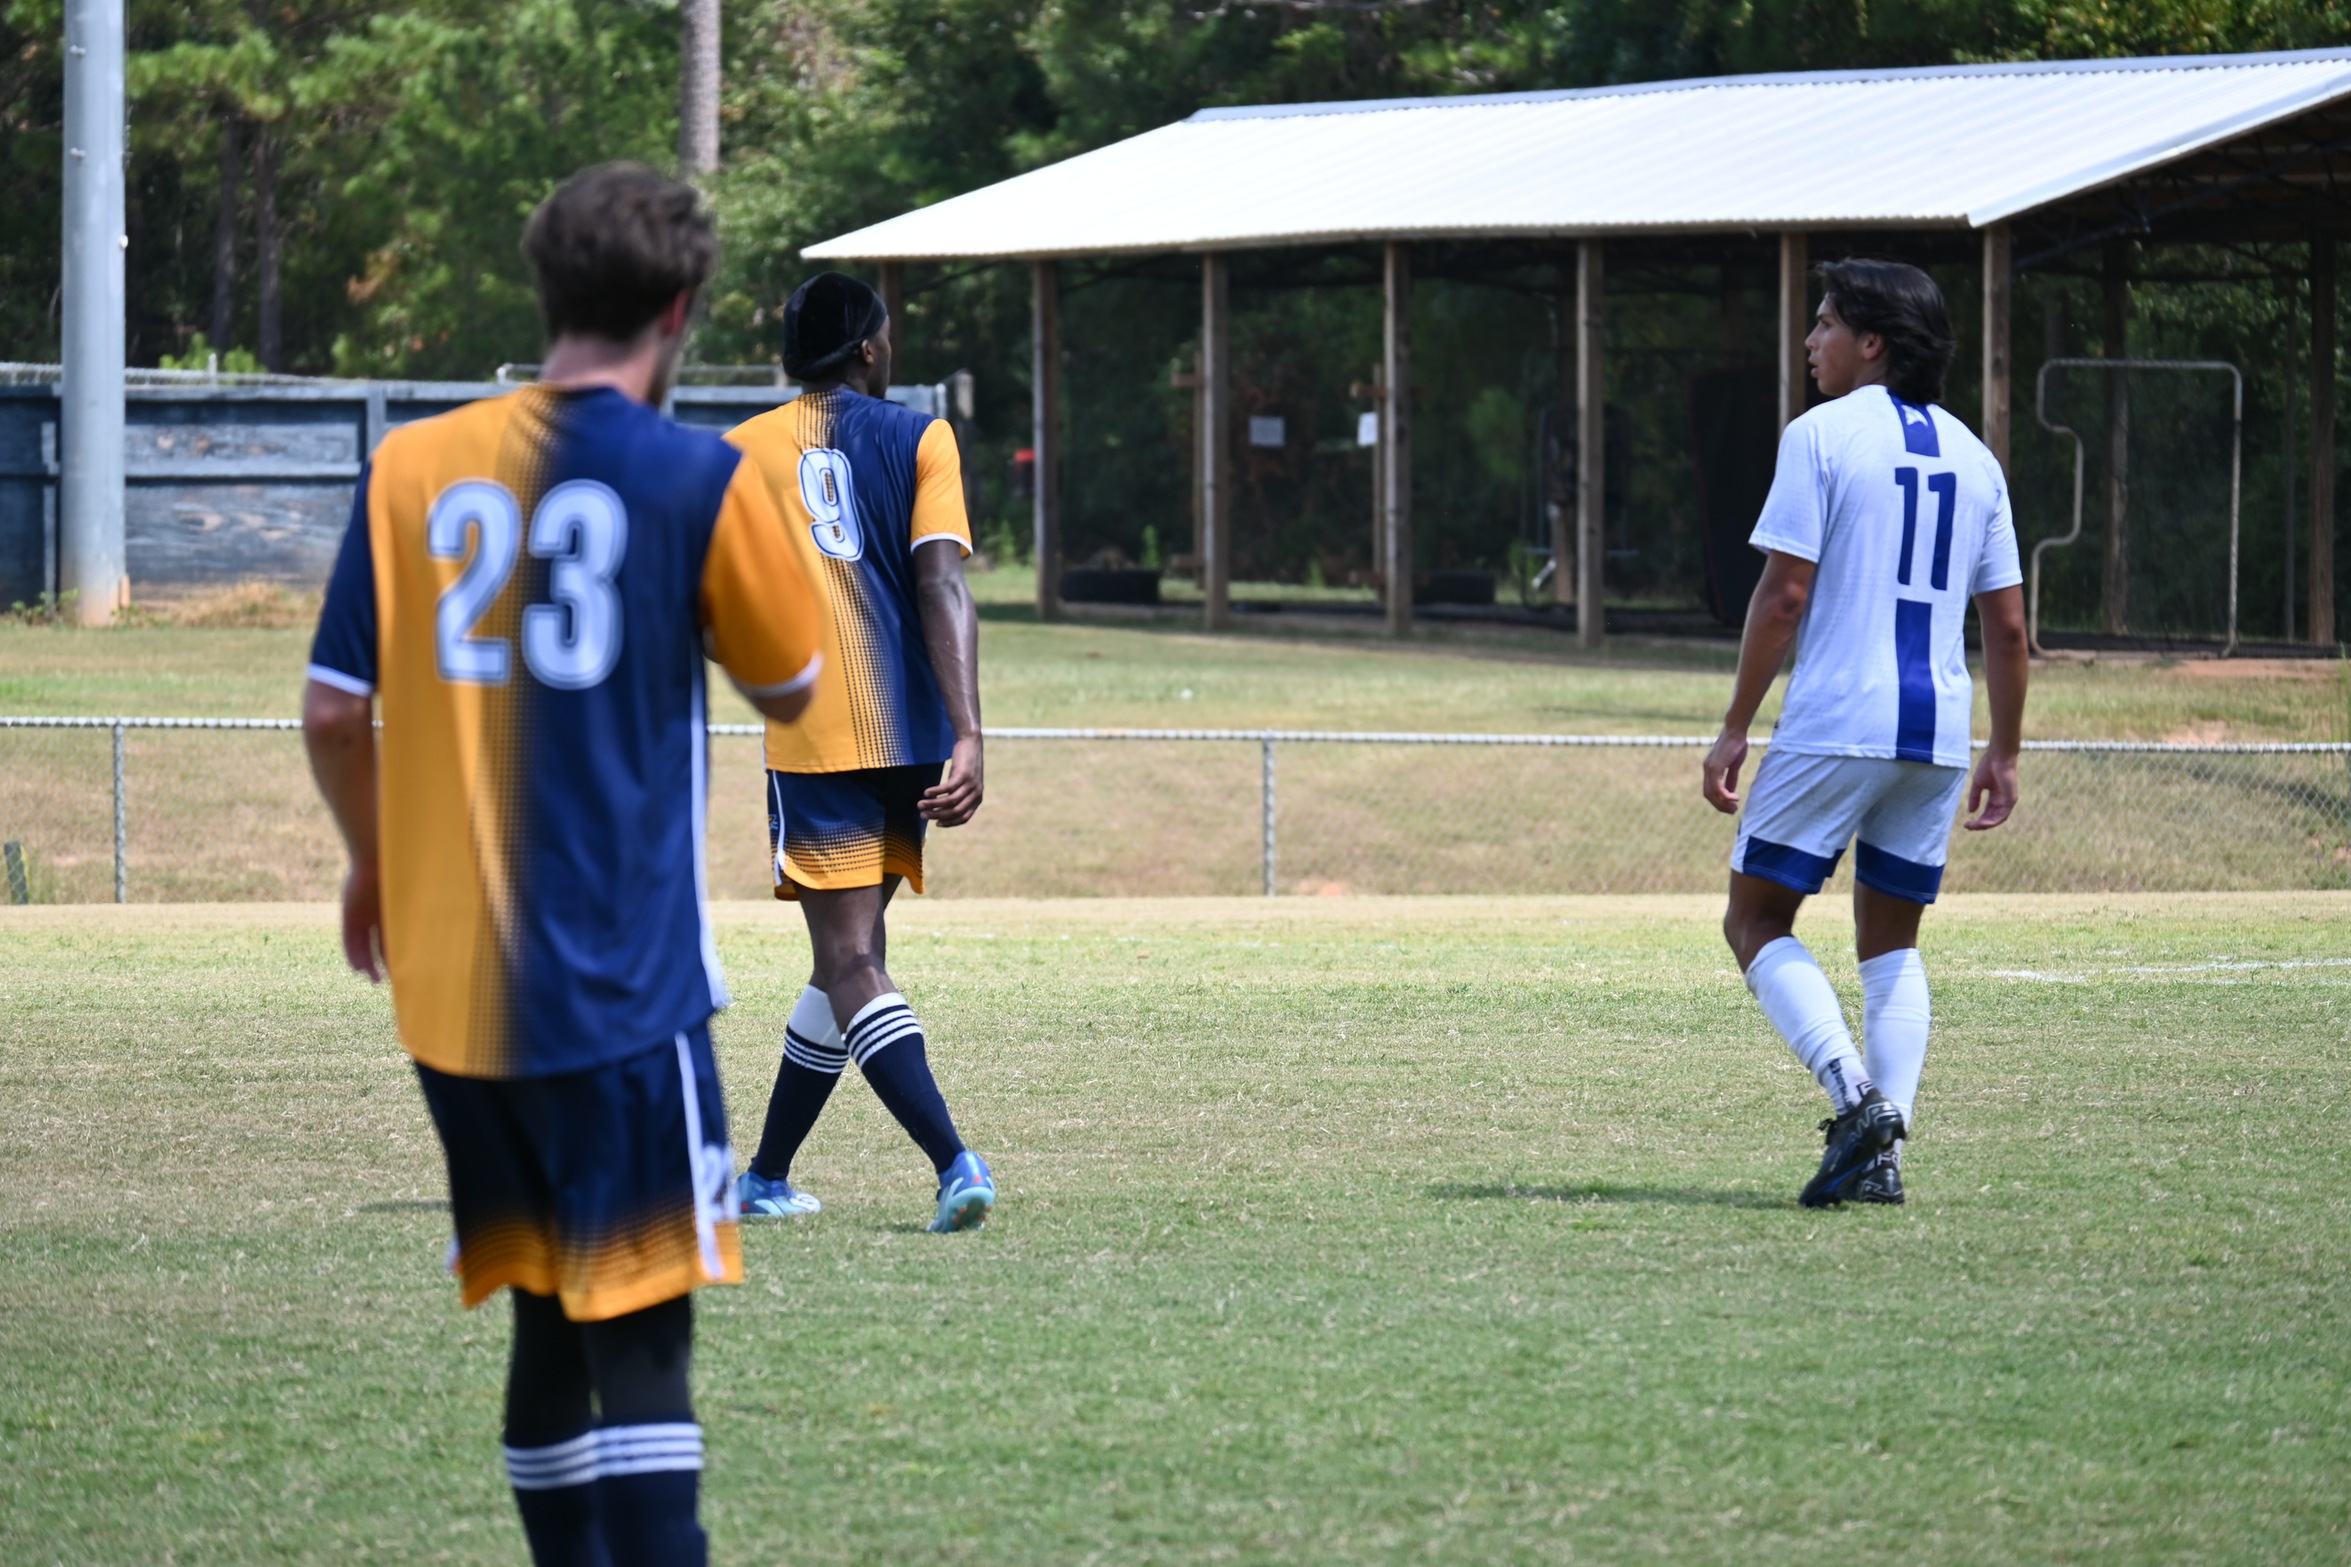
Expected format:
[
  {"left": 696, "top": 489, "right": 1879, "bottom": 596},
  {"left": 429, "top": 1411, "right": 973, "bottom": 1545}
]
[
  {"left": 1261, "top": 735, "right": 1277, "bottom": 896},
  {"left": 111, "top": 719, "right": 126, "bottom": 903}
]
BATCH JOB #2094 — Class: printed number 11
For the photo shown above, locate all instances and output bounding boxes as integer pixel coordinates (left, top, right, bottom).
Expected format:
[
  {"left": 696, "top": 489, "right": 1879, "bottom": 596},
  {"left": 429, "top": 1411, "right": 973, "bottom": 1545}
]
[{"left": 1893, "top": 467, "right": 1956, "bottom": 591}]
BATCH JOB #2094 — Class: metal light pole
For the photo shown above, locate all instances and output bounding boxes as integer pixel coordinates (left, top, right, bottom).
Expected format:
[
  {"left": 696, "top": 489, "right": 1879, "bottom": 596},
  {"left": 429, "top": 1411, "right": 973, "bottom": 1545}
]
[{"left": 61, "top": 0, "right": 127, "bottom": 624}]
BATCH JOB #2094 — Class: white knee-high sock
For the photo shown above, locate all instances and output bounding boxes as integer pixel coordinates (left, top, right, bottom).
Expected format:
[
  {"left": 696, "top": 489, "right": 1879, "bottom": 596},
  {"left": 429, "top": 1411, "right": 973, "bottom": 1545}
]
[
  {"left": 1747, "top": 936, "right": 1875, "bottom": 1113},
  {"left": 1859, "top": 948, "right": 1929, "bottom": 1133}
]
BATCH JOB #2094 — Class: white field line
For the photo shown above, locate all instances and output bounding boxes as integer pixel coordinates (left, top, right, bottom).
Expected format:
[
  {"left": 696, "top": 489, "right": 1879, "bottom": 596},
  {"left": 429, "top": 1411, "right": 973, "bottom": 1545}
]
[{"left": 1987, "top": 956, "right": 2351, "bottom": 983}]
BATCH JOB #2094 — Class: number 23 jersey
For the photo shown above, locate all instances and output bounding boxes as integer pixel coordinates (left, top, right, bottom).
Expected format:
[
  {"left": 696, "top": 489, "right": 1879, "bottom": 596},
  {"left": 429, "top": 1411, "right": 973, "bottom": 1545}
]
[
  {"left": 726, "top": 388, "right": 972, "bottom": 775},
  {"left": 1750, "top": 385, "right": 2023, "bottom": 770},
  {"left": 307, "top": 385, "right": 824, "bottom": 1080}
]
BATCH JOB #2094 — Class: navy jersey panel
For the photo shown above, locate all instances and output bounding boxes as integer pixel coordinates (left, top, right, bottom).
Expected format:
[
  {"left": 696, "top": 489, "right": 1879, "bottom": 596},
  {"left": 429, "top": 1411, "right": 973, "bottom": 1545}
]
[
  {"left": 506, "top": 388, "right": 739, "bottom": 1072},
  {"left": 309, "top": 465, "right": 379, "bottom": 690},
  {"left": 832, "top": 394, "right": 956, "bottom": 767}
]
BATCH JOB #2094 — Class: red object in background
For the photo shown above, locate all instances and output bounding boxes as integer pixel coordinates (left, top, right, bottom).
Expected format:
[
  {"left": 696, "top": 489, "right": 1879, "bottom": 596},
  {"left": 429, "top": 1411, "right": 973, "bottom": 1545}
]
[{"left": 1010, "top": 447, "right": 1035, "bottom": 500}]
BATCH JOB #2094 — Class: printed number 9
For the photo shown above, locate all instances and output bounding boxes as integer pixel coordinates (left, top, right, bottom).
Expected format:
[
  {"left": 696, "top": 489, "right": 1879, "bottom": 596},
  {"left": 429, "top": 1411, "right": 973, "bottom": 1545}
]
[
  {"left": 428, "top": 478, "right": 627, "bottom": 689},
  {"left": 798, "top": 448, "right": 863, "bottom": 561}
]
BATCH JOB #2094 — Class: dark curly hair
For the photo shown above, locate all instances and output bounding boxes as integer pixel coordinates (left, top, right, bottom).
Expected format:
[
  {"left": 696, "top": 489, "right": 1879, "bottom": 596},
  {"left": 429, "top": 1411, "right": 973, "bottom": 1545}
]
[{"left": 1817, "top": 258, "right": 1956, "bottom": 406}]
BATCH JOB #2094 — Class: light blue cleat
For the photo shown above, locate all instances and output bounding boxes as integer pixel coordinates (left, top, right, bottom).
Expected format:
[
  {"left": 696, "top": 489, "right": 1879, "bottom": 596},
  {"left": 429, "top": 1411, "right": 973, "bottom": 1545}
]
[
  {"left": 928, "top": 1151, "right": 994, "bottom": 1233},
  {"left": 737, "top": 1169, "right": 822, "bottom": 1218}
]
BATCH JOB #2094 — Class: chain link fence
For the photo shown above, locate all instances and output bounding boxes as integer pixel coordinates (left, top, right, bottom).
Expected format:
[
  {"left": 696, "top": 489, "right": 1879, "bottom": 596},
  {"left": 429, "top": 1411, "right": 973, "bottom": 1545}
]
[{"left": 2, "top": 717, "right": 2348, "bottom": 904}]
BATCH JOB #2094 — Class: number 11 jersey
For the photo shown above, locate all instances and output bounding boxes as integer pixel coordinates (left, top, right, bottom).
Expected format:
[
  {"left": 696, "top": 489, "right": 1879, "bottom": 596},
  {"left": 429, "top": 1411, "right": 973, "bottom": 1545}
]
[
  {"left": 307, "top": 384, "right": 824, "bottom": 1080},
  {"left": 1750, "top": 385, "right": 2023, "bottom": 770}
]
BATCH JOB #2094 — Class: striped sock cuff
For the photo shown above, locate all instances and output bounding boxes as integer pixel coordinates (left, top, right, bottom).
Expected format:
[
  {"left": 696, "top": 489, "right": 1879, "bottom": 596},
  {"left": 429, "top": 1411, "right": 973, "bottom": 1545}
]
[
  {"left": 596, "top": 1422, "right": 704, "bottom": 1478},
  {"left": 783, "top": 1025, "right": 849, "bottom": 1074},
  {"left": 505, "top": 1431, "right": 601, "bottom": 1492},
  {"left": 845, "top": 993, "right": 923, "bottom": 1068}
]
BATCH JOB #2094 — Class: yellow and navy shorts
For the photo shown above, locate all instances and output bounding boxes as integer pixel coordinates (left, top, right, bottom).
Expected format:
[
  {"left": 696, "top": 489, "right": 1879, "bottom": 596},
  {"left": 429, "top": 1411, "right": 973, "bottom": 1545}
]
[
  {"left": 766, "top": 763, "right": 943, "bottom": 900},
  {"left": 413, "top": 1024, "right": 741, "bottom": 1322}
]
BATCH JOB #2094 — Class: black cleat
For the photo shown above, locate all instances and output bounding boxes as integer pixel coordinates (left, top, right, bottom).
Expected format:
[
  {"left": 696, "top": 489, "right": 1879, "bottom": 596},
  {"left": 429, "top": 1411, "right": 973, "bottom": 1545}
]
[
  {"left": 1850, "top": 1149, "right": 1905, "bottom": 1206},
  {"left": 1799, "top": 1091, "right": 1905, "bottom": 1208}
]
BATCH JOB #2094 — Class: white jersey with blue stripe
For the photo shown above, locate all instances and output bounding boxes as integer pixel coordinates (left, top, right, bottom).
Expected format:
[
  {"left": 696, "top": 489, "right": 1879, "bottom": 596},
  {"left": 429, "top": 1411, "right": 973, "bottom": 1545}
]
[{"left": 1750, "top": 385, "right": 2022, "bottom": 770}]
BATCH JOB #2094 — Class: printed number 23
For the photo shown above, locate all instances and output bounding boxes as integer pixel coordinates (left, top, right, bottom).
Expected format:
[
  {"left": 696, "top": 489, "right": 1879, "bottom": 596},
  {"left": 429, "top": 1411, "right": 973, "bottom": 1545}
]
[{"left": 429, "top": 478, "right": 628, "bottom": 689}]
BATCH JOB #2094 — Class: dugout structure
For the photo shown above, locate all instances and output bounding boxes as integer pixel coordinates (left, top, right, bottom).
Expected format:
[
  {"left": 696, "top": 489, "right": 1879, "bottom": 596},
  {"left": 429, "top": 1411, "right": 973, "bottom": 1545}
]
[{"left": 806, "top": 49, "right": 2351, "bottom": 648}]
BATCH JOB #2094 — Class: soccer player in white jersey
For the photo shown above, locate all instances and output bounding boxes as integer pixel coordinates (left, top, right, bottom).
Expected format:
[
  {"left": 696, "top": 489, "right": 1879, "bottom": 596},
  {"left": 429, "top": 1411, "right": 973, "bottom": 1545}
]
[{"left": 1701, "top": 259, "right": 2030, "bottom": 1208}]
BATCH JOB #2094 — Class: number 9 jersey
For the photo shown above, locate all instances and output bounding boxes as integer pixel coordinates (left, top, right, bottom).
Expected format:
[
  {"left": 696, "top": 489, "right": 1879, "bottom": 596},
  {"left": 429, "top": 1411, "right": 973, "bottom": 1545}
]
[
  {"left": 1750, "top": 385, "right": 2023, "bottom": 769},
  {"left": 306, "top": 385, "right": 825, "bottom": 1080}
]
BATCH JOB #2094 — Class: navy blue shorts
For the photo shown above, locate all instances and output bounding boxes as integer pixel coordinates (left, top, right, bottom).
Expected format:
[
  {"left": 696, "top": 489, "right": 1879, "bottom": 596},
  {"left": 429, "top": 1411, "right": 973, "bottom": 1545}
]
[
  {"left": 413, "top": 1025, "right": 739, "bottom": 1322},
  {"left": 766, "top": 763, "right": 944, "bottom": 900}
]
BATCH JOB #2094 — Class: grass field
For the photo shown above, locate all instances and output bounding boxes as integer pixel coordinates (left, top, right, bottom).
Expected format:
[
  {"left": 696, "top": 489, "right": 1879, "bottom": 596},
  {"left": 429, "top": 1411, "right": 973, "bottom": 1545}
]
[
  {"left": 4, "top": 598, "right": 2346, "bottom": 740},
  {"left": 5, "top": 895, "right": 2347, "bottom": 1564},
  {"left": 5, "top": 607, "right": 2347, "bottom": 904}
]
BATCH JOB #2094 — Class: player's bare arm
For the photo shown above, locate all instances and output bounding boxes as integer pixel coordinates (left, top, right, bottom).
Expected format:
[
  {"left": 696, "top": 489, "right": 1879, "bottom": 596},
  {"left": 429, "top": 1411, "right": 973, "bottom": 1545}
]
[
  {"left": 301, "top": 679, "right": 383, "bottom": 982},
  {"left": 1703, "top": 550, "right": 1816, "bottom": 814},
  {"left": 915, "top": 536, "right": 983, "bottom": 828},
  {"left": 1966, "top": 583, "right": 2028, "bottom": 831}
]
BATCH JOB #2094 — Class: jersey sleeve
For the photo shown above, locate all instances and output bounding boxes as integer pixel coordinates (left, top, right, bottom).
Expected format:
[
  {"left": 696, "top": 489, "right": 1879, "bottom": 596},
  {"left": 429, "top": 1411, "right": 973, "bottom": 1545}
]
[
  {"left": 1748, "top": 417, "right": 1827, "bottom": 562},
  {"left": 1972, "top": 467, "right": 2025, "bottom": 594},
  {"left": 307, "top": 465, "right": 379, "bottom": 696},
  {"left": 701, "top": 457, "right": 825, "bottom": 698},
  {"left": 909, "top": 419, "right": 972, "bottom": 555}
]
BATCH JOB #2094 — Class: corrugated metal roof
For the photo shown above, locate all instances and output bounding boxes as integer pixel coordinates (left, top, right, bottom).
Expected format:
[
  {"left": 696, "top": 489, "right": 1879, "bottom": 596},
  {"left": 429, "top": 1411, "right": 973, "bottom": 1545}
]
[{"left": 805, "top": 49, "right": 2351, "bottom": 261}]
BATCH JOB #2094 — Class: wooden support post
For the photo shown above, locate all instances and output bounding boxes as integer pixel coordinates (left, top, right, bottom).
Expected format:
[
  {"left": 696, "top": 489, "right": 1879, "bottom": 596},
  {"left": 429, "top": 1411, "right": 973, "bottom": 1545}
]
[
  {"left": 2312, "top": 238, "right": 2337, "bottom": 647},
  {"left": 1383, "top": 242, "right": 1413, "bottom": 638},
  {"left": 1777, "top": 231, "right": 1809, "bottom": 430},
  {"left": 1168, "top": 353, "right": 1204, "bottom": 569},
  {"left": 1201, "top": 252, "right": 1233, "bottom": 632},
  {"left": 1575, "top": 238, "right": 1606, "bottom": 649},
  {"left": 876, "top": 262, "right": 905, "bottom": 356},
  {"left": 1031, "top": 260, "right": 1061, "bottom": 621},
  {"left": 2284, "top": 282, "right": 2300, "bottom": 643},
  {"left": 2101, "top": 240, "right": 2131, "bottom": 637},
  {"left": 1981, "top": 224, "right": 2012, "bottom": 473},
  {"left": 1552, "top": 261, "right": 1576, "bottom": 608},
  {"left": 1368, "top": 363, "right": 1386, "bottom": 577}
]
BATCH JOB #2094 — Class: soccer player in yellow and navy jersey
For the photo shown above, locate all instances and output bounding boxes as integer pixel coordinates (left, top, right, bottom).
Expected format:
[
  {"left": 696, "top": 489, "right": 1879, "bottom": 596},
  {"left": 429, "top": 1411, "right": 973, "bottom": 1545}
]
[
  {"left": 302, "top": 164, "right": 823, "bottom": 1567},
  {"left": 725, "top": 271, "right": 996, "bottom": 1235}
]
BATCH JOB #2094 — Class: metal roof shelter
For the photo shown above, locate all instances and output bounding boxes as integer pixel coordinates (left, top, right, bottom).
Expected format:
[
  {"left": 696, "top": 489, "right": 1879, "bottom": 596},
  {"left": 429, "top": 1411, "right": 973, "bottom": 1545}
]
[{"left": 808, "top": 49, "right": 2351, "bottom": 643}]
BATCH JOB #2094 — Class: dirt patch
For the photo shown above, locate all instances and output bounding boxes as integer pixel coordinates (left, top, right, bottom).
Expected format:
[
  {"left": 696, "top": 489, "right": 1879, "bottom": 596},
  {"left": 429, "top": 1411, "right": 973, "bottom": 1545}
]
[
  {"left": 157, "top": 581, "right": 323, "bottom": 629},
  {"left": 2170, "top": 658, "right": 2343, "bottom": 681}
]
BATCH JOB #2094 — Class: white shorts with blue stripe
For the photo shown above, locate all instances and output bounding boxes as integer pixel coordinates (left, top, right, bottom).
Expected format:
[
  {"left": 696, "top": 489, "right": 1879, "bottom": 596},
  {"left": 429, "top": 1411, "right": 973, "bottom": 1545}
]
[{"left": 1731, "top": 748, "right": 1968, "bottom": 903}]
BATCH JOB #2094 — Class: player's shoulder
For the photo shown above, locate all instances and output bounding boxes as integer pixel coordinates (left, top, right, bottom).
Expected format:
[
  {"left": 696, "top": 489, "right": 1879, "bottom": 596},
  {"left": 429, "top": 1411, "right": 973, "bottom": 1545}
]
[
  {"left": 576, "top": 395, "right": 744, "bottom": 505},
  {"left": 1928, "top": 407, "right": 2004, "bottom": 479},
  {"left": 370, "top": 392, "right": 513, "bottom": 476},
  {"left": 835, "top": 391, "right": 937, "bottom": 453},
  {"left": 726, "top": 398, "right": 799, "bottom": 451}
]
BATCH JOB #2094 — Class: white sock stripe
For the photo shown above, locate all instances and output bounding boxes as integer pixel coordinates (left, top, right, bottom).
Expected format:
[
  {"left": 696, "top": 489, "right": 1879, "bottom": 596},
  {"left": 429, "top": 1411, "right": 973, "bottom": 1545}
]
[
  {"left": 848, "top": 1018, "right": 922, "bottom": 1053},
  {"left": 844, "top": 1004, "right": 914, "bottom": 1040},
  {"left": 848, "top": 1017, "right": 923, "bottom": 1065},
  {"left": 596, "top": 1423, "right": 704, "bottom": 1476},
  {"left": 846, "top": 991, "right": 911, "bottom": 1032},
  {"left": 783, "top": 1029, "right": 849, "bottom": 1073},
  {"left": 505, "top": 1433, "right": 602, "bottom": 1490}
]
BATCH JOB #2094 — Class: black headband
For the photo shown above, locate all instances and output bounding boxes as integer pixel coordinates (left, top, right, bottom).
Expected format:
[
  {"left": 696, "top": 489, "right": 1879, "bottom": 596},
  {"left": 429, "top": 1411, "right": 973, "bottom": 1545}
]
[{"left": 782, "top": 271, "right": 889, "bottom": 380}]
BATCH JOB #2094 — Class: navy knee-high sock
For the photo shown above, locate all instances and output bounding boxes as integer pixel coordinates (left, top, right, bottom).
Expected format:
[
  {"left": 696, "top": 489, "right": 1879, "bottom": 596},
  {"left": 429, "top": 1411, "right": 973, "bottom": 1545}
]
[
  {"left": 750, "top": 989, "right": 847, "bottom": 1180},
  {"left": 504, "top": 1291, "right": 607, "bottom": 1567},
  {"left": 585, "top": 1297, "right": 704, "bottom": 1567},
  {"left": 845, "top": 992, "right": 966, "bottom": 1173}
]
